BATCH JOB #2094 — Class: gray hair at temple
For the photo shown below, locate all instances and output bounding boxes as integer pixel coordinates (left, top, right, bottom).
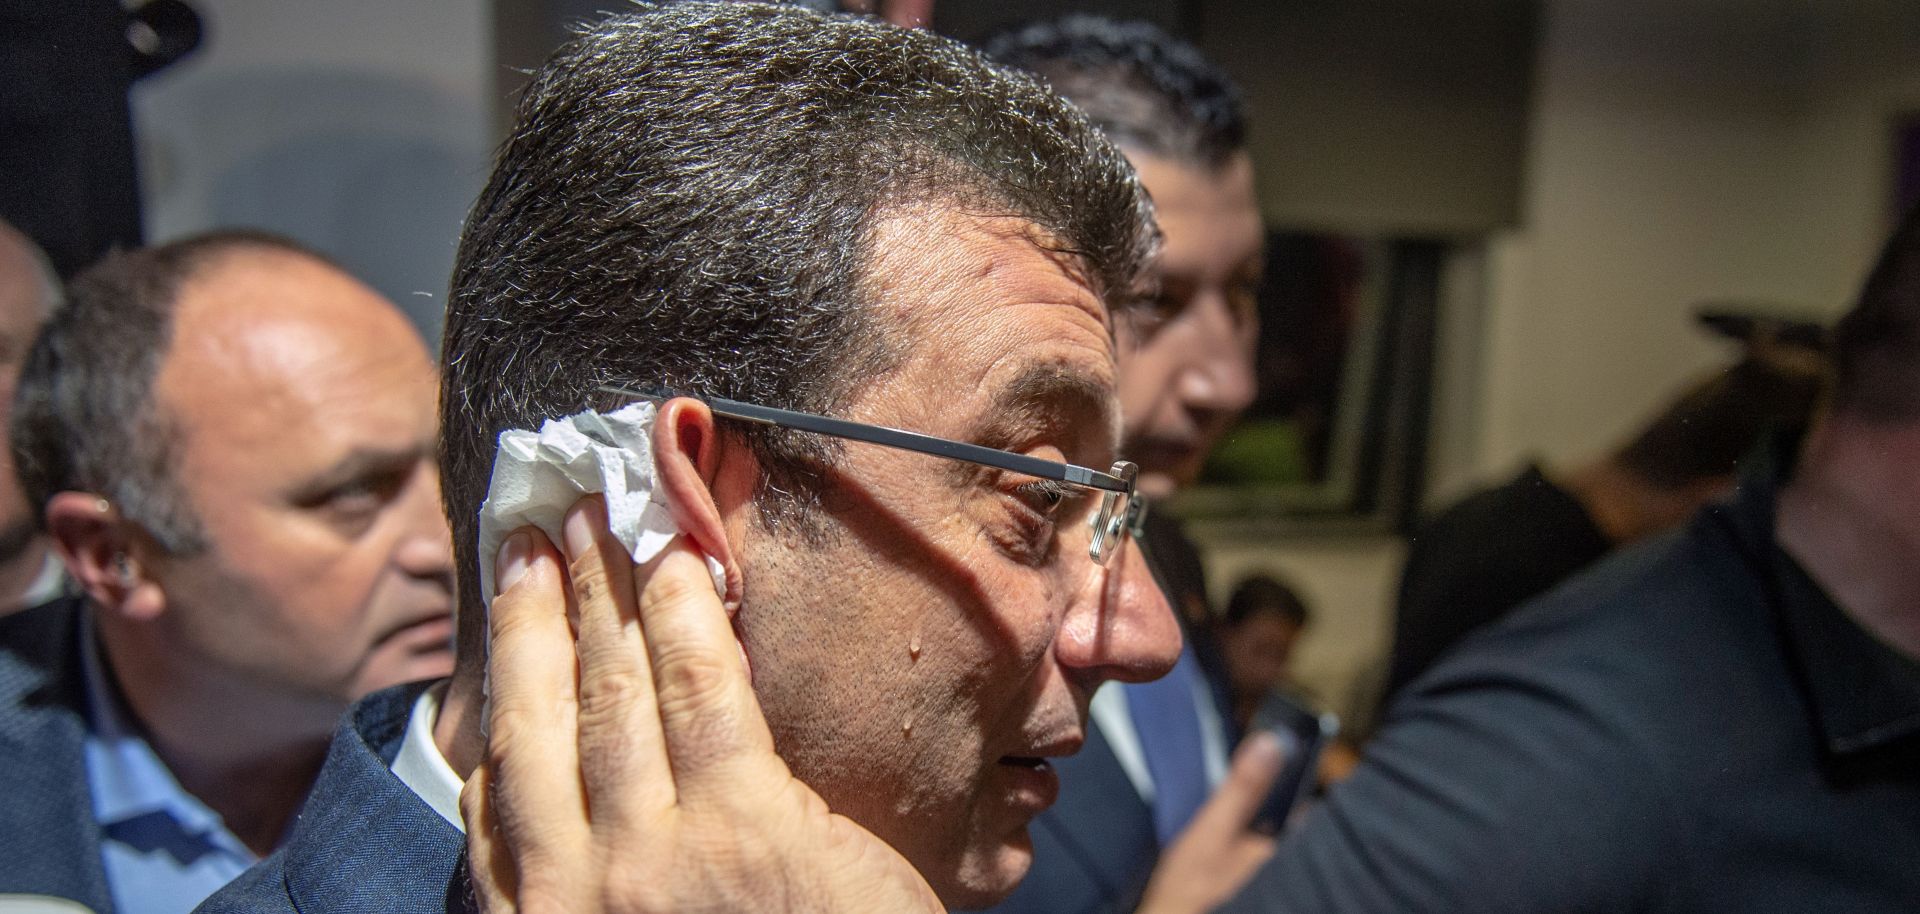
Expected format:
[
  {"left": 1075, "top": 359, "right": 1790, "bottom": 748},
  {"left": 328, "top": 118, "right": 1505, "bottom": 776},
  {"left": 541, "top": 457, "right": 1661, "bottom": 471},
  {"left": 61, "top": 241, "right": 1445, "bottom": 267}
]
[
  {"left": 982, "top": 14, "right": 1248, "bottom": 169},
  {"left": 439, "top": 1, "right": 1157, "bottom": 647}
]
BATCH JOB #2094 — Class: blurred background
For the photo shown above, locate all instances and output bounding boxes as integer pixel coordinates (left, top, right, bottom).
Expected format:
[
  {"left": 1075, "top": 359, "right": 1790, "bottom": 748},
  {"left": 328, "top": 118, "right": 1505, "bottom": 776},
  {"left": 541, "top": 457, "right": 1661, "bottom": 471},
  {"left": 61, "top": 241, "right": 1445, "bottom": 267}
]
[{"left": 12, "top": 0, "right": 1918, "bottom": 736}]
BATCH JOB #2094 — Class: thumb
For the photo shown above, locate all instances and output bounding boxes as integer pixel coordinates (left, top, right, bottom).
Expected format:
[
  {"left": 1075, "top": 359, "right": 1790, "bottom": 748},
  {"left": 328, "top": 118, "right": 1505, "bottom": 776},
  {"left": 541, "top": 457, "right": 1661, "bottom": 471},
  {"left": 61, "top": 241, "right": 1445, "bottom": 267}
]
[{"left": 1190, "top": 731, "right": 1286, "bottom": 835}]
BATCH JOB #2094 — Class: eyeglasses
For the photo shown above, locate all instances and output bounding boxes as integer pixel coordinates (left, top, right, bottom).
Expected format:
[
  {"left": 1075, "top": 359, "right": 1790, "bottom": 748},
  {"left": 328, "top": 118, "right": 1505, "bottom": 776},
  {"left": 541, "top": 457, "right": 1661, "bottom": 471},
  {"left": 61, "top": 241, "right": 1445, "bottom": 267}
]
[{"left": 597, "top": 384, "right": 1149, "bottom": 565}]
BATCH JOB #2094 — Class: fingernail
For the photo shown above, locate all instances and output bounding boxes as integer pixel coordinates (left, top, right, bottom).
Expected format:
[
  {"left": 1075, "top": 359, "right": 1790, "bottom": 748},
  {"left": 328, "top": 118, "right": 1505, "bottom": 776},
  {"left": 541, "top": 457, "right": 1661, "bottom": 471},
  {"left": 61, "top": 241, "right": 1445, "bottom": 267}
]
[
  {"left": 496, "top": 532, "right": 531, "bottom": 594},
  {"left": 562, "top": 502, "right": 596, "bottom": 559},
  {"left": 1246, "top": 730, "right": 1286, "bottom": 766}
]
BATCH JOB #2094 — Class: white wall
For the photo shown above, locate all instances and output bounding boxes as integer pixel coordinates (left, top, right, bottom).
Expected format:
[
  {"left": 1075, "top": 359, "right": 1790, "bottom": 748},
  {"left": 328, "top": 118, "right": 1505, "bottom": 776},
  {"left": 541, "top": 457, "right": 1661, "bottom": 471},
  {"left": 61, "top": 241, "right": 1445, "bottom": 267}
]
[
  {"left": 131, "top": 0, "right": 495, "bottom": 339},
  {"left": 1476, "top": 0, "right": 1920, "bottom": 474}
]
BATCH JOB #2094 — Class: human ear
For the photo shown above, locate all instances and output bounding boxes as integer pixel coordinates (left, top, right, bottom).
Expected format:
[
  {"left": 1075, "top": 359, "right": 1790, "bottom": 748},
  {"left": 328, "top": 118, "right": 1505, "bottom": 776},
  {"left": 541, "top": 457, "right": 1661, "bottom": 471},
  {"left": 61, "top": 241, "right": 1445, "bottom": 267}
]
[
  {"left": 44, "top": 491, "right": 166, "bottom": 622},
  {"left": 652, "top": 398, "right": 745, "bottom": 613}
]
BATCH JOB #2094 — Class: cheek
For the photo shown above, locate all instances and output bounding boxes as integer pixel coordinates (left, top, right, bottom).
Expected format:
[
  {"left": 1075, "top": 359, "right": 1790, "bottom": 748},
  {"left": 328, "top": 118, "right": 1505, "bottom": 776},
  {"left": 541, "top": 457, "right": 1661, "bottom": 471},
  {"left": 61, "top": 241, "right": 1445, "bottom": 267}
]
[
  {"left": 1117, "top": 346, "right": 1178, "bottom": 401},
  {"left": 197, "top": 517, "right": 387, "bottom": 631}
]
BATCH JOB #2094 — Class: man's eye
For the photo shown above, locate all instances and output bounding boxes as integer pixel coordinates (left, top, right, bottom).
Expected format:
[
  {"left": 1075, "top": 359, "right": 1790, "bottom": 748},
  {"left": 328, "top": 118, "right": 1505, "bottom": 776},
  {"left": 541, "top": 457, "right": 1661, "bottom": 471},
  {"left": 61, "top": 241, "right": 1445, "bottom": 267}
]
[
  {"left": 1013, "top": 479, "right": 1073, "bottom": 519},
  {"left": 1120, "top": 292, "right": 1183, "bottom": 341},
  {"left": 300, "top": 470, "right": 410, "bottom": 535}
]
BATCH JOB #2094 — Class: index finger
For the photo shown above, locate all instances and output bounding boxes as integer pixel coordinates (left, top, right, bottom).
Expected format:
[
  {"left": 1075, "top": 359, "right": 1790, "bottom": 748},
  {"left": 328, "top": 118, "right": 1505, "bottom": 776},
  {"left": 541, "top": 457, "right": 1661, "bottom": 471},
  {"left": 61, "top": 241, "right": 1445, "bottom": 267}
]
[{"left": 1186, "top": 732, "right": 1286, "bottom": 837}]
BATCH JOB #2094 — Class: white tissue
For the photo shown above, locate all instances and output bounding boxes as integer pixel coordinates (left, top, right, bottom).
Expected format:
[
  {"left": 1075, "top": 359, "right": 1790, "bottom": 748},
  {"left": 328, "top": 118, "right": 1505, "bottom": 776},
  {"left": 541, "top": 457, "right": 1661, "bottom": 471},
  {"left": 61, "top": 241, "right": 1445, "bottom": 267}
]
[{"left": 477, "top": 401, "right": 726, "bottom": 607}]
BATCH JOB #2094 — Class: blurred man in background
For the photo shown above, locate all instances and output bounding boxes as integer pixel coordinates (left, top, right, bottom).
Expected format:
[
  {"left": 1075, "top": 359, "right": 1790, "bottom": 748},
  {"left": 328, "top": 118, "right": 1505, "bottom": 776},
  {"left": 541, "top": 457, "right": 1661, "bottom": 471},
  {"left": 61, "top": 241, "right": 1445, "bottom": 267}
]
[
  {"left": 1218, "top": 573, "right": 1311, "bottom": 734},
  {"left": 0, "top": 219, "right": 68, "bottom": 615},
  {"left": 1389, "top": 342, "right": 1824, "bottom": 699},
  {"left": 1219, "top": 207, "right": 1920, "bottom": 913},
  {"left": 976, "top": 16, "right": 1279, "bottom": 914},
  {"left": 0, "top": 231, "right": 454, "bottom": 914}
]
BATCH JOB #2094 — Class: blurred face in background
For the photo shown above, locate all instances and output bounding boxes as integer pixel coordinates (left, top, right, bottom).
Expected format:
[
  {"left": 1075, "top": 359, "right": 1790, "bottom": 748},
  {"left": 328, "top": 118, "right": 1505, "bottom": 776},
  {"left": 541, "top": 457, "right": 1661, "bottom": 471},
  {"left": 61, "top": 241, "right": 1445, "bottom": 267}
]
[
  {"left": 1114, "top": 150, "right": 1264, "bottom": 497},
  {"left": 1224, "top": 610, "right": 1304, "bottom": 700},
  {"left": 0, "top": 226, "right": 54, "bottom": 572}
]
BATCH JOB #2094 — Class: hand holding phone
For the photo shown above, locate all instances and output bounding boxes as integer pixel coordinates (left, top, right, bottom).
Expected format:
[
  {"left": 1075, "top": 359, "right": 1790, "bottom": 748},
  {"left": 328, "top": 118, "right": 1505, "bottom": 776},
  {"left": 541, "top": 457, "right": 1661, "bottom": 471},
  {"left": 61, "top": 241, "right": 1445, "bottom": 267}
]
[{"left": 1246, "top": 689, "right": 1339, "bottom": 835}]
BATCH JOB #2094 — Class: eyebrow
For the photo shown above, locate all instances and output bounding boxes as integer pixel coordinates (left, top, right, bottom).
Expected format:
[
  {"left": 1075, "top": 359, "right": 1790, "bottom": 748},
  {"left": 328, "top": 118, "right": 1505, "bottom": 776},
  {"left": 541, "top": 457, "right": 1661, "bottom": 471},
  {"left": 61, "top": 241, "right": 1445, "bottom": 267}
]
[{"left": 963, "top": 362, "right": 1118, "bottom": 475}]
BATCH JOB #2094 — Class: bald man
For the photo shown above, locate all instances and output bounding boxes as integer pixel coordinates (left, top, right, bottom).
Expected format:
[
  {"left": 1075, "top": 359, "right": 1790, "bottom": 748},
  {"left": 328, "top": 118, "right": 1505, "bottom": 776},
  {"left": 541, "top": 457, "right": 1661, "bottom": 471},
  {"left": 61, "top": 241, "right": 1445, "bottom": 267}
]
[
  {"left": 0, "top": 219, "right": 67, "bottom": 615},
  {"left": 0, "top": 231, "right": 455, "bottom": 914}
]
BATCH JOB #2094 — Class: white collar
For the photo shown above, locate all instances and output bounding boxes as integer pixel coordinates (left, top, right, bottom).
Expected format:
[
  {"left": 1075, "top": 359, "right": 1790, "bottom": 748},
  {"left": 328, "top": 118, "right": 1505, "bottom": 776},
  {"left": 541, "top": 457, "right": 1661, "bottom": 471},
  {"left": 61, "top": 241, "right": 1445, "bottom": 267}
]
[{"left": 391, "top": 684, "right": 466, "bottom": 832}]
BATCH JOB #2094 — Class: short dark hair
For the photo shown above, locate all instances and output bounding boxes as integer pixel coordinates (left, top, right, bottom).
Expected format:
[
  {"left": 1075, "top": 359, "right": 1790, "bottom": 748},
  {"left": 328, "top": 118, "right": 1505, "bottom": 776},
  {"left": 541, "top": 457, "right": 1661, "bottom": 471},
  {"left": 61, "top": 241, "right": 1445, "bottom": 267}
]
[
  {"left": 1225, "top": 572, "right": 1309, "bottom": 630},
  {"left": 1613, "top": 353, "right": 1825, "bottom": 490},
  {"left": 440, "top": 2, "right": 1156, "bottom": 648},
  {"left": 1833, "top": 204, "right": 1920, "bottom": 420},
  {"left": 982, "top": 15, "right": 1247, "bottom": 169},
  {"left": 11, "top": 229, "right": 325, "bottom": 553}
]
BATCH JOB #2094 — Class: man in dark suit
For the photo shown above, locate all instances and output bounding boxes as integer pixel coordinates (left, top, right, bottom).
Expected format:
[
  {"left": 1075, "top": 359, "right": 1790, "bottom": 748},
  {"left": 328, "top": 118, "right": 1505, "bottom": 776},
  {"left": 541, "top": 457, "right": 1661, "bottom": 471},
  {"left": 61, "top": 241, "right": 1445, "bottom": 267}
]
[
  {"left": 200, "top": 4, "right": 1185, "bottom": 912},
  {"left": 972, "top": 18, "right": 1279, "bottom": 914},
  {"left": 0, "top": 232, "right": 453, "bottom": 913}
]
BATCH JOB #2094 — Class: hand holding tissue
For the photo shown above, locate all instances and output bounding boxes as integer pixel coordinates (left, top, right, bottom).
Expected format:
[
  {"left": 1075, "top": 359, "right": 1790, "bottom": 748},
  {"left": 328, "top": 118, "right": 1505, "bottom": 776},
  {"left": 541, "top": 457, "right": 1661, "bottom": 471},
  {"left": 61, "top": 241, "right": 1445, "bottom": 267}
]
[{"left": 476, "top": 401, "right": 726, "bottom": 605}]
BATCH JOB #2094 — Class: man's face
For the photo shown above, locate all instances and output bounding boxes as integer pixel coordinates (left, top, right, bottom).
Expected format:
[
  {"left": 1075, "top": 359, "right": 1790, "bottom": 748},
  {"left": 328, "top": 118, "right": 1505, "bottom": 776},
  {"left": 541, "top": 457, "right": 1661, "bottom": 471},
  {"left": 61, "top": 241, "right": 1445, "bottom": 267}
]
[
  {"left": 1225, "top": 612, "right": 1302, "bottom": 699},
  {"left": 732, "top": 209, "right": 1180, "bottom": 908},
  {"left": 0, "top": 230, "right": 51, "bottom": 562},
  {"left": 1117, "top": 150, "right": 1264, "bottom": 497},
  {"left": 142, "top": 252, "right": 454, "bottom": 726}
]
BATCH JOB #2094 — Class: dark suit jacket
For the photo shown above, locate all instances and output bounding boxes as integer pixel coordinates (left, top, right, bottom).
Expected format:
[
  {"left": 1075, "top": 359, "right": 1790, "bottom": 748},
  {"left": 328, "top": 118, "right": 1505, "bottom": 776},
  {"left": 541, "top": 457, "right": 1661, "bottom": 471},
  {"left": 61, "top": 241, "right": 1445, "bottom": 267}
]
[
  {"left": 0, "top": 597, "right": 116, "bottom": 914},
  {"left": 1221, "top": 439, "right": 1920, "bottom": 913},
  {"left": 195, "top": 681, "right": 468, "bottom": 914}
]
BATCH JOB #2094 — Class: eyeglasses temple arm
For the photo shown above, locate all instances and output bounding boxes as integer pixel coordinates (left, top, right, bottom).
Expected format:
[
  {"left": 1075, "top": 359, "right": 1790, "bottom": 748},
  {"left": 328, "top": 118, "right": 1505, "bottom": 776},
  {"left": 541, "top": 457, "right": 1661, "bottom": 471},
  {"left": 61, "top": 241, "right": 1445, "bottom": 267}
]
[{"left": 597, "top": 384, "right": 1128, "bottom": 493}]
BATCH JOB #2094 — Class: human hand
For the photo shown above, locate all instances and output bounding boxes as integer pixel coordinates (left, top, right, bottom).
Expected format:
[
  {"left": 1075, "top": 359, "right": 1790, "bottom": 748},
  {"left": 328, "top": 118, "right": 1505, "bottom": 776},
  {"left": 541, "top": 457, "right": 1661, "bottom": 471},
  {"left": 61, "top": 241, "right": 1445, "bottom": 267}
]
[
  {"left": 462, "top": 497, "right": 943, "bottom": 914},
  {"left": 1135, "top": 733, "right": 1286, "bottom": 914}
]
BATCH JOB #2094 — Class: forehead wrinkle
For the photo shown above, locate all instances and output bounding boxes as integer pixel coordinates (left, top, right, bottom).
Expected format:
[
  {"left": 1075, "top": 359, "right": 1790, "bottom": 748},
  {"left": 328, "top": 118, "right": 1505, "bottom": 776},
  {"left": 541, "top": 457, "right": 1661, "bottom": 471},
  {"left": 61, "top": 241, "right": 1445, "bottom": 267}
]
[
  {"left": 995, "top": 361, "right": 1120, "bottom": 446},
  {"left": 870, "top": 205, "right": 1115, "bottom": 348}
]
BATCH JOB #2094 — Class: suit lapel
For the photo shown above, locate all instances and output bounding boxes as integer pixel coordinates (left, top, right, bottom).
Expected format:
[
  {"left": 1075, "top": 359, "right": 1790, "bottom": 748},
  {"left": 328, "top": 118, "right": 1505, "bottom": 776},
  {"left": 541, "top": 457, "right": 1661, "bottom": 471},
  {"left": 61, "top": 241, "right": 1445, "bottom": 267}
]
[{"left": 281, "top": 683, "right": 470, "bottom": 914}]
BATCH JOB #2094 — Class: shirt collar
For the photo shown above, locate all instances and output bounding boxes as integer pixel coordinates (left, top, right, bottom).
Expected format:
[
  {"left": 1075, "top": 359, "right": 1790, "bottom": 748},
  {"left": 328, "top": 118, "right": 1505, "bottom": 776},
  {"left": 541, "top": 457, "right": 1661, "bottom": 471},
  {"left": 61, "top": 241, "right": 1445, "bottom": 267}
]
[
  {"left": 391, "top": 682, "right": 466, "bottom": 832},
  {"left": 1715, "top": 434, "right": 1920, "bottom": 763},
  {"left": 79, "top": 612, "right": 253, "bottom": 859}
]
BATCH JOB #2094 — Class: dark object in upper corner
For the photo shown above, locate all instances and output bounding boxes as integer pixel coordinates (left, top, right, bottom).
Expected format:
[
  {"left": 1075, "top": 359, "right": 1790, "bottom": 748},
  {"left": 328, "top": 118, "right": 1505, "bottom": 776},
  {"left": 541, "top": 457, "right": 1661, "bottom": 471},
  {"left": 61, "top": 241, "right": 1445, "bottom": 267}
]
[{"left": 0, "top": 0, "right": 201, "bottom": 280}]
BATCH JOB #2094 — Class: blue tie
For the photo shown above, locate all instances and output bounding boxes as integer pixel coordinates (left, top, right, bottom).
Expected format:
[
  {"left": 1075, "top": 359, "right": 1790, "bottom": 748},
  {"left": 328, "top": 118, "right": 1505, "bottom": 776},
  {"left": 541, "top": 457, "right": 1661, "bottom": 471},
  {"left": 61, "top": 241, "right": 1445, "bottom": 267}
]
[{"left": 1124, "top": 643, "right": 1210, "bottom": 845}]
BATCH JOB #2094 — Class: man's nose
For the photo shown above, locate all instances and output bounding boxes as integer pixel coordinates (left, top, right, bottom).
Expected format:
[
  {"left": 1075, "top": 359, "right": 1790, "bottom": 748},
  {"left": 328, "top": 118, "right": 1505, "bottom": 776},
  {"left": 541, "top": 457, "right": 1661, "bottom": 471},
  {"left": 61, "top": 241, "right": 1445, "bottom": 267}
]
[
  {"left": 395, "top": 463, "right": 455, "bottom": 581},
  {"left": 1055, "top": 540, "right": 1181, "bottom": 686},
  {"left": 1179, "top": 294, "right": 1258, "bottom": 418}
]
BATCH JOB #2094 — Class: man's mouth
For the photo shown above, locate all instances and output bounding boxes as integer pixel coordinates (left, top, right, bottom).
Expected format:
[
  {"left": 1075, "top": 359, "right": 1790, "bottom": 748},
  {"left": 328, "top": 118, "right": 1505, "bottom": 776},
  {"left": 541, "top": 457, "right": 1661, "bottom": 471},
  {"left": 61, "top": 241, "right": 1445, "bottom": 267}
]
[
  {"left": 999, "top": 756, "right": 1053, "bottom": 772},
  {"left": 381, "top": 610, "right": 457, "bottom": 654},
  {"left": 997, "top": 753, "right": 1063, "bottom": 813}
]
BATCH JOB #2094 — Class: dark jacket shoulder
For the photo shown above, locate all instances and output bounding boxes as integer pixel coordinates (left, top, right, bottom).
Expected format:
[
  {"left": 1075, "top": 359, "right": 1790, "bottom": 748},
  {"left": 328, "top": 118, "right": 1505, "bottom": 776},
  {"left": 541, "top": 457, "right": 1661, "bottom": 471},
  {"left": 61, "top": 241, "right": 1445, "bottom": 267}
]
[
  {"left": 0, "top": 596, "right": 116, "bottom": 914},
  {"left": 195, "top": 681, "right": 468, "bottom": 914}
]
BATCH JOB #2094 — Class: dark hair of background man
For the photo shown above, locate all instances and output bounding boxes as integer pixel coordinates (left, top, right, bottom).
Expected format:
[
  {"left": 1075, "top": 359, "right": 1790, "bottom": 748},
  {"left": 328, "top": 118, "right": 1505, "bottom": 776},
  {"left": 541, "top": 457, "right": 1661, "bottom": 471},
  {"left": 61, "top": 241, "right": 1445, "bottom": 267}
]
[
  {"left": 981, "top": 14, "right": 1246, "bottom": 171},
  {"left": 1833, "top": 203, "right": 1920, "bottom": 421},
  {"left": 11, "top": 229, "right": 326, "bottom": 555},
  {"left": 1225, "top": 573, "right": 1310, "bottom": 630},
  {"left": 1613, "top": 354, "right": 1826, "bottom": 490},
  {"left": 438, "top": 1, "right": 1157, "bottom": 661}
]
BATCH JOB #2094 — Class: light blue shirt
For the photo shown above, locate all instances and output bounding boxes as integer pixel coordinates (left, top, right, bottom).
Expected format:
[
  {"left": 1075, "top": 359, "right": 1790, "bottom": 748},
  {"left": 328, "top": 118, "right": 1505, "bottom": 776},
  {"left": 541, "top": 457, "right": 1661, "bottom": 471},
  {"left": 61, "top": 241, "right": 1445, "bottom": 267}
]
[{"left": 80, "top": 622, "right": 257, "bottom": 914}]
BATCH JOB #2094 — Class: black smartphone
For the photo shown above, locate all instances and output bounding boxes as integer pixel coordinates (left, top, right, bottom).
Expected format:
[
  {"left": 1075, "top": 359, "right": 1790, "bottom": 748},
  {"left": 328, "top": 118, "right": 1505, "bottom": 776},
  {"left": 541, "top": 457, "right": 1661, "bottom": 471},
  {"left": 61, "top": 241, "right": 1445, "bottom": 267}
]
[{"left": 1246, "top": 689, "right": 1339, "bottom": 835}]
